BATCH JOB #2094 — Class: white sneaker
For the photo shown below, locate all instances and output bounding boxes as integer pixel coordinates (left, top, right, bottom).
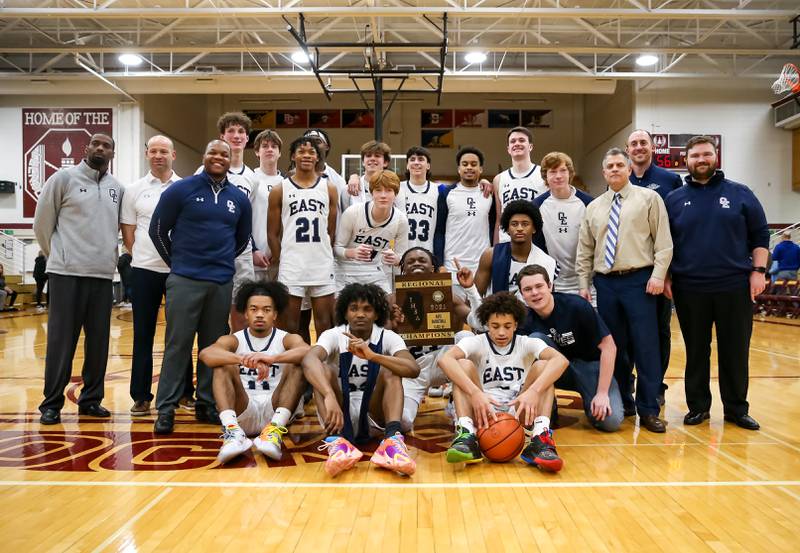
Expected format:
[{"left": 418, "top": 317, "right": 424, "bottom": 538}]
[
  {"left": 428, "top": 386, "right": 445, "bottom": 398},
  {"left": 217, "top": 426, "right": 252, "bottom": 464},
  {"left": 253, "top": 423, "right": 287, "bottom": 460}
]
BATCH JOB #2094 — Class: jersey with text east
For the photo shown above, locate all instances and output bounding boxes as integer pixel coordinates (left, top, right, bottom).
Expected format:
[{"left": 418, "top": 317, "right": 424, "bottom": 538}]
[
  {"left": 402, "top": 180, "right": 439, "bottom": 252},
  {"left": 234, "top": 327, "right": 288, "bottom": 397}
]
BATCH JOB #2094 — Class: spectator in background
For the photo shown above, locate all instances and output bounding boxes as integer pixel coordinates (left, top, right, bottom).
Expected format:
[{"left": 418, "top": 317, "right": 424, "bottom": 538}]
[
  {"left": 33, "top": 251, "right": 47, "bottom": 309},
  {"left": 0, "top": 264, "right": 18, "bottom": 310},
  {"left": 771, "top": 231, "right": 800, "bottom": 280}
]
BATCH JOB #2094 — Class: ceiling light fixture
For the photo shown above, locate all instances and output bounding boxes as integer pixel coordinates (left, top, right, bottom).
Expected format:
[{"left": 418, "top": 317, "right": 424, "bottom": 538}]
[
  {"left": 118, "top": 53, "right": 143, "bottom": 66},
  {"left": 635, "top": 54, "right": 658, "bottom": 67},
  {"left": 291, "top": 50, "right": 310, "bottom": 64},
  {"left": 465, "top": 51, "right": 487, "bottom": 65}
]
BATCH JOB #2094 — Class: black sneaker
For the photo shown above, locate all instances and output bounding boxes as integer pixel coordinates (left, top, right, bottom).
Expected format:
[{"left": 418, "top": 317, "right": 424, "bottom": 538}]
[
  {"left": 195, "top": 404, "right": 221, "bottom": 425},
  {"left": 520, "top": 430, "right": 563, "bottom": 472},
  {"left": 446, "top": 426, "right": 482, "bottom": 464}
]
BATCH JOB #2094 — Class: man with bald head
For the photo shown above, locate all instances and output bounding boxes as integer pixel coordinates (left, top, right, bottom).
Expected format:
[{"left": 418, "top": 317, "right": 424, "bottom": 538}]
[
  {"left": 122, "top": 135, "right": 194, "bottom": 416},
  {"left": 34, "top": 133, "right": 124, "bottom": 425},
  {"left": 149, "top": 139, "right": 252, "bottom": 433},
  {"left": 626, "top": 129, "right": 683, "bottom": 404}
]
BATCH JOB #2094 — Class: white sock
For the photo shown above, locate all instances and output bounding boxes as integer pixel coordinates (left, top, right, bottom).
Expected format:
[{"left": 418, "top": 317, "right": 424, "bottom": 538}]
[
  {"left": 220, "top": 409, "right": 239, "bottom": 429},
  {"left": 270, "top": 407, "right": 292, "bottom": 428},
  {"left": 532, "top": 415, "right": 550, "bottom": 437},
  {"left": 457, "top": 416, "right": 476, "bottom": 434}
]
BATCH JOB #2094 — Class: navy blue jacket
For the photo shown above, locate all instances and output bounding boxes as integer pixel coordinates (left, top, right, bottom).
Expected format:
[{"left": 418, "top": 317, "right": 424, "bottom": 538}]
[
  {"left": 664, "top": 171, "right": 769, "bottom": 293},
  {"left": 629, "top": 162, "right": 683, "bottom": 202},
  {"left": 149, "top": 171, "right": 252, "bottom": 284},
  {"left": 532, "top": 188, "right": 593, "bottom": 253}
]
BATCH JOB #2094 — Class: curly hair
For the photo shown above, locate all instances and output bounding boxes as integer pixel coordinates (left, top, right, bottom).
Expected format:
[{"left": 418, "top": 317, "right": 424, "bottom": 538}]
[
  {"left": 500, "top": 199, "right": 543, "bottom": 235},
  {"left": 335, "top": 283, "right": 390, "bottom": 327},
  {"left": 234, "top": 280, "right": 290, "bottom": 315},
  {"left": 288, "top": 136, "right": 323, "bottom": 159},
  {"left": 476, "top": 291, "right": 527, "bottom": 326},
  {"left": 217, "top": 112, "right": 252, "bottom": 135},
  {"left": 399, "top": 247, "right": 441, "bottom": 273},
  {"left": 456, "top": 145, "right": 484, "bottom": 167}
]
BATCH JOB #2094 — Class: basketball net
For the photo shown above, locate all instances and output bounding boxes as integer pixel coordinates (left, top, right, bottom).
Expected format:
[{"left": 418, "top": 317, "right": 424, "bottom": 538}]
[{"left": 772, "top": 63, "right": 800, "bottom": 95}]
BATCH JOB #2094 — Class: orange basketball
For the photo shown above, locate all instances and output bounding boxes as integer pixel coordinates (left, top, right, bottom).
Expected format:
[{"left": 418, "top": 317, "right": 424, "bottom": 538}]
[{"left": 477, "top": 413, "right": 526, "bottom": 462}]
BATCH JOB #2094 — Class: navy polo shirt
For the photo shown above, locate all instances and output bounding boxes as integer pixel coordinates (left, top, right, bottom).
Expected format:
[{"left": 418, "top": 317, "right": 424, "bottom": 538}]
[
  {"left": 521, "top": 292, "right": 610, "bottom": 362},
  {"left": 629, "top": 162, "right": 683, "bottom": 202}
]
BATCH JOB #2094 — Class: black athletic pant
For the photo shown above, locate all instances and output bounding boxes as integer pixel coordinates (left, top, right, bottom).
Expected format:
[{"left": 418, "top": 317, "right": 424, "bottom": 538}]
[
  {"left": 39, "top": 274, "right": 113, "bottom": 412},
  {"left": 673, "top": 286, "right": 752, "bottom": 417},
  {"left": 656, "top": 294, "right": 672, "bottom": 392},
  {"left": 34, "top": 276, "right": 48, "bottom": 306},
  {"left": 155, "top": 274, "right": 231, "bottom": 414},
  {"left": 129, "top": 268, "right": 194, "bottom": 403}
]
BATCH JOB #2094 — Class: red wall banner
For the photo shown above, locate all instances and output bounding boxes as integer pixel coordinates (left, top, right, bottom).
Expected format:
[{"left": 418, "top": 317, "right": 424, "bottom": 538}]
[{"left": 22, "top": 108, "right": 114, "bottom": 218}]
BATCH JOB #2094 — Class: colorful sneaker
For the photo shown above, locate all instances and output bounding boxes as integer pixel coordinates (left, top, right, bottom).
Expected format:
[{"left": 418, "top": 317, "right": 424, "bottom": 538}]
[
  {"left": 217, "top": 426, "right": 252, "bottom": 464},
  {"left": 370, "top": 434, "right": 416, "bottom": 476},
  {"left": 520, "top": 429, "right": 563, "bottom": 472},
  {"left": 318, "top": 436, "right": 363, "bottom": 477},
  {"left": 253, "top": 423, "right": 287, "bottom": 460},
  {"left": 446, "top": 426, "right": 483, "bottom": 464}
]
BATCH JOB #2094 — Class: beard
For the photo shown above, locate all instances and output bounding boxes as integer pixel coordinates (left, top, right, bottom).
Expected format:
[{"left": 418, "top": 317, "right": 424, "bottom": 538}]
[{"left": 689, "top": 162, "right": 716, "bottom": 181}]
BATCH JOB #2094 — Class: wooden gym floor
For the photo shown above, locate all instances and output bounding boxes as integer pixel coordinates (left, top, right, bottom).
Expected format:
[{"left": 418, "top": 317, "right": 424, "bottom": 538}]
[{"left": 0, "top": 307, "right": 798, "bottom": 552}]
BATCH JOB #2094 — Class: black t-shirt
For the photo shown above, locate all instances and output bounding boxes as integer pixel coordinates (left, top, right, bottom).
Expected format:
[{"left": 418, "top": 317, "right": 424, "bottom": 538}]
[{"left": 521, "top": 292, "right": 609, "bottom": 362}]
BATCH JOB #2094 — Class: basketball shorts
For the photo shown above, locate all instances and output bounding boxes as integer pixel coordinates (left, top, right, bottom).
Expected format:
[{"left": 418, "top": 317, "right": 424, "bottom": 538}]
[
  {"left": 233, "top": 247, "right": 256, "bottom": 299},
  {"left": 283, "top": 282, "right": 336, "bottom": 299},
  {"left": 335, "top": 271, "right": 391, "bottom": 295},
  {"left": 238, "top": 393, "right": 304, "bottom": 437},
  {"left": 402, "top": 348, "right": 449, "bottom": 407}
]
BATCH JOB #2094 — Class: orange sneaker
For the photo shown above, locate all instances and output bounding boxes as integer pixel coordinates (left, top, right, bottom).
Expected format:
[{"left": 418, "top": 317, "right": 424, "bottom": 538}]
[
  {"left": 319, "top": 436, "right": 363, "bottom": 477},
  {"left": 370, "top": 434, "right": 416, "bottom": 476}
]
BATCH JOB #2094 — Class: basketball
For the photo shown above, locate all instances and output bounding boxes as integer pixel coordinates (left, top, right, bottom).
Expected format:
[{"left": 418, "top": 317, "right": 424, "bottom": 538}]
[{"left": 477, "top": 413, "right": 526, "bottom": 462}]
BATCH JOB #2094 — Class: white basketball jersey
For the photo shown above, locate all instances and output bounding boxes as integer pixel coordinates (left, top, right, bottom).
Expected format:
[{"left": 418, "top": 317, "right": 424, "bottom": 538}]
[
  {"left": 251, "top": 169, "right": 282, "bottom": 257},
  {"left": 234, "top": 327, "right": 288, "bottom": 397},
  {"left": 538, "top": 190, "right": 587, "bottom": 294},
  {"left": 336, "top": 201, "right": 409, "bottom": 284},
  {"left": 278, "top": 176, "right": 335, "bottom": 286},
  {"left": 457, "top": 333, "right": 548, "bottom": 400},
  {"left": 497, "top": 165, "right": 547, "bottom": 242},
  {"left": 443, "top": 183, "right": 493, "bottom": 273},
  {"left": 402, "top": 180, "right": 438, "bottom": 251}
]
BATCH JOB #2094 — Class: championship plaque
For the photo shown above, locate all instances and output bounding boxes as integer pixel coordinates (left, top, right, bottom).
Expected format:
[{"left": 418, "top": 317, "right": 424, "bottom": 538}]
[{"left": 394, "top": 273, "right": 456, "bottom": 346}]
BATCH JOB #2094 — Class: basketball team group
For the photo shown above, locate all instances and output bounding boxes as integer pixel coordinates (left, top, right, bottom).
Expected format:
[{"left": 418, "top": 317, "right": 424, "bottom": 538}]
[{"left": 31, "top": 110, "right": 770, "bottom": 477}]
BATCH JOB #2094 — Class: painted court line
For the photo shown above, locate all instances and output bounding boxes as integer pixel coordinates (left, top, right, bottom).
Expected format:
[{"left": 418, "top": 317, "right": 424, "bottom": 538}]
[
  {"left": 1, "top": 479, "right": 798, "bottom": 490},
  {"left": 89, "top": 487, "right": 172, "bottom": 553}
]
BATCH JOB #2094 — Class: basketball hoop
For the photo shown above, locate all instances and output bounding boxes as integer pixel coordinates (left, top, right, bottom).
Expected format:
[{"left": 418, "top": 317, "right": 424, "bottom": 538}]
[{"left": 772, "top": 63, "right": 800, "bottom": 95}]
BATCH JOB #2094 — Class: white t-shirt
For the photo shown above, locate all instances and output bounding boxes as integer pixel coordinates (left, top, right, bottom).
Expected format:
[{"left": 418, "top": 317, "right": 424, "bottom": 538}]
[
  {"left": 251, "top": 168, "right": 283, "bottom": 258},
  {"left": 456, "top": 333, "right": 548, "bottom": 399},
  {"left": 538, "top": 188, "right": 587, "bottom": 293},
  {"left": 402, "top": 180, "right": 439, "bottom": 252},
  {"left": 443, "top": 183, "right": 494, "bottom": 273},
  {"left": 490, "top": 244, "right": 559, "bottom": 296},
  {"left": 315, "top": 325, "right": 408, "bottom": 394},
  {"left": 335, "top": 201, "right": 409, "bottom": 285},
  {"left": 497, "top": 164, "right": 547, "bottom": 242},
  {"left": 234, "top": 327, "right": 288, "bottom": 397},
  {"left": 121, "top": 170, "right": 182, "bottom": 273}
]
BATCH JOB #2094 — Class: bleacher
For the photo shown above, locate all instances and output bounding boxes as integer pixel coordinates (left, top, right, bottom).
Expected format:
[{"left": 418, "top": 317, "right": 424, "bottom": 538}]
[{"left": 755, "top": 278, "right": 800, "bottom": 318}]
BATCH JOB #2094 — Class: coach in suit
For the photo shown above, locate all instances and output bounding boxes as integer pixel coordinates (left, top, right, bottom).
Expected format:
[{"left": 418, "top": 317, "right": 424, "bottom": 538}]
[
  {"left": 576, "top": 148, "right": 673, "bottom": 433},
  {"left": 33, "top": 133, "right": 123, "bottom": 425},
  {"left": 664, "top": 135, "right": 768, "bottom": 430}
]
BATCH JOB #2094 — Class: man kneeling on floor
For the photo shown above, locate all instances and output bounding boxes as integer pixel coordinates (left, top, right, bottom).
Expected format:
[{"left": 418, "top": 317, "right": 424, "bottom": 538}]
[{"left": 199, "top": 280, "right": 310, "bottom": 463}]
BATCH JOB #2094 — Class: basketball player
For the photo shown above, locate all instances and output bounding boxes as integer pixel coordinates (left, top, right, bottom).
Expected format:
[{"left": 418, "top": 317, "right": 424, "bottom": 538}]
[
  {"left": 433, "top": 146, "right": 498, "bottom": 298},
  {"left": 267, "top": 136, "right": 338, "bottom": 336},
  {"left": 199, "top": 281, "right": 310, "bottom": 463},
  {"left": 302, "top": 283, "right": 420, "bottom": 477},
  {"left": 394, "top": 247, "right": 472, "bottom": 431},
  {"left": 250, "top": 130, "right": 283, "bottom": 281},
  {"left": 343, "top": 140, "right": 405, "bottom": 210},
  {"left": 334, "top": 170, "right": 409, "bottom": 293},
  {"left": 437, "top": 292, "right": 568, "bottom": 470},
  {"left": 303, "top": 128, "right": 348, "bottom": 212},
  {"left": 402, "top": 146, "right": 439, "bottom": 252},
  {"left": 493, "top": 127, "right": 547, "bottom": 242},
  {"left": 533, "top": 152, "right": 593, "bottom": 295}
]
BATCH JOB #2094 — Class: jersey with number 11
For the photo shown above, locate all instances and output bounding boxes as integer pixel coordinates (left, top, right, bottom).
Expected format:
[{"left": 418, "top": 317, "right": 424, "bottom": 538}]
[{"left": 279, "top": 175, "right": 334, "bottom": 286}]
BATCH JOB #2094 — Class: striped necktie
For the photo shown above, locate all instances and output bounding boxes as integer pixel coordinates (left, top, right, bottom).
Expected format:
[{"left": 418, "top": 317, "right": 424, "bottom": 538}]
[{"left": 604, "top": 192, "right": 622, "bottom": 269}]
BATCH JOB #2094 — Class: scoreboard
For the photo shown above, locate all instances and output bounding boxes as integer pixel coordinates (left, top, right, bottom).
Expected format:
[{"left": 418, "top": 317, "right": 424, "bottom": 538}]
[{"left": 652, "top": 133, "right": 722, "bottom": 171}]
